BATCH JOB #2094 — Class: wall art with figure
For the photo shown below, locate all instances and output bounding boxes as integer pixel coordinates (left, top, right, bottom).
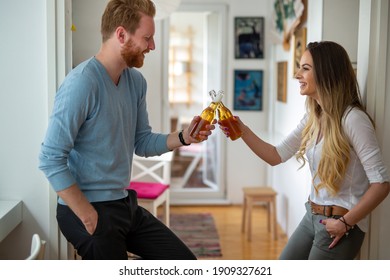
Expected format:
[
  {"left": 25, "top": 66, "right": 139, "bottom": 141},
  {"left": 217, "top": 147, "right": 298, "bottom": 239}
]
[
  {"left": 233, "top": 70, "right": 263, "bottom": 111},
  {"left": 234, "top": 17, "right": 264, "bottom": 59}
]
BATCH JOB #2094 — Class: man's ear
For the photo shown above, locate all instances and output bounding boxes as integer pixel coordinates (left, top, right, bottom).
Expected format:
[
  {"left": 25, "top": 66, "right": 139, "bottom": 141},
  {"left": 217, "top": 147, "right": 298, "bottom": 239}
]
[{"left": 115, "top": 26, "right": 127, "bottom": 44}]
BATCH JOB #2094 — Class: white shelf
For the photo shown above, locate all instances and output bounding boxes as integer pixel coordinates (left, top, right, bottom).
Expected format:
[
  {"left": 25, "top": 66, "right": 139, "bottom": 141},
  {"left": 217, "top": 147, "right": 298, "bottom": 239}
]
[{"left": 0, "top": 200, "right": 23, "bottom": 242}]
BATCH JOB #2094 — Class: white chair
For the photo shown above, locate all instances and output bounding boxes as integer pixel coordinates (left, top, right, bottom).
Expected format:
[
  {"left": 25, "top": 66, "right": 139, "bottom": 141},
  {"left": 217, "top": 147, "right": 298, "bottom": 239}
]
[
  {"left": 126, "top": 152, "right": 173, "bottom": 227},
  {"left": 176, "top": 143, "right": 203, "bottom": 188},
  {"left": 26, "top": 233, "right": 46, "bottom": 260}
]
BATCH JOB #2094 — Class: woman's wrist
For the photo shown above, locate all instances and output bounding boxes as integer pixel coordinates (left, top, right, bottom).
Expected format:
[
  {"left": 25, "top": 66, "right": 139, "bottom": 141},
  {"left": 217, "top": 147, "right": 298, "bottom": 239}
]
[
  {"left": 241, "top": 124, "right": 250, "bottom": 136},
  {"left": 338, "top": 216, "right": 354, "bottom": 235}
]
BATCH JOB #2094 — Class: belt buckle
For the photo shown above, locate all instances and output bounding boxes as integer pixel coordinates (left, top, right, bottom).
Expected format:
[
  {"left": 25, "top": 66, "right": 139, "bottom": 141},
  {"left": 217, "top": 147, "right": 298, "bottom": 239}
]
[{"left": 324, "top": 206, "right": 332, "bottom": 217}]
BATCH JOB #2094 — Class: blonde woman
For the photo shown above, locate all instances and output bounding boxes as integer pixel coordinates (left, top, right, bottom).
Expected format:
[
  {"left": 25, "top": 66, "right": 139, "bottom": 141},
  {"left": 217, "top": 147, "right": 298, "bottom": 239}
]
[{"left": 221, "top": 41, "right": 390, "bottom": 259}]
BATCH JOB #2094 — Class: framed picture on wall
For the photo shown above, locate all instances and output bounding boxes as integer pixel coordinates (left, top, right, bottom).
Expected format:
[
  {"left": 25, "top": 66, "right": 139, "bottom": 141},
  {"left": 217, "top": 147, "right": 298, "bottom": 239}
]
[
  {"left": 234, "top": 17, "right": 264, "bottom": 59},
  {"left": 277, "top": 62, "right": 288, "bottom": 103},
  {"left": 292, "top": 27, "right": 307, "bottom": 77},
  {"left": 272, "top": 0, "right": 307, "bottom": 50},
  {"left": 233, "top": 70, "right": 263, "bottom": 111}
]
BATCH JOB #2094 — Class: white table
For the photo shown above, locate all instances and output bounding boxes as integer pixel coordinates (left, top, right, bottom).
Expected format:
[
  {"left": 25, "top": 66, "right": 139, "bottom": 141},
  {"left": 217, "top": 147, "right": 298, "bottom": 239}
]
[{"left": 0, "top": 200, "right": 23, "bottom": 242}]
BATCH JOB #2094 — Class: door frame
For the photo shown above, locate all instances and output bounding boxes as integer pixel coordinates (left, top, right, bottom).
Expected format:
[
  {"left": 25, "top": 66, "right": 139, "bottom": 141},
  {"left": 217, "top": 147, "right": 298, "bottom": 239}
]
[
  {"left": 359, "top": 0, "right": 390, "bottom": 259},
  {"left": 167, "top": 3, "right": 230, "bottom": 204}
]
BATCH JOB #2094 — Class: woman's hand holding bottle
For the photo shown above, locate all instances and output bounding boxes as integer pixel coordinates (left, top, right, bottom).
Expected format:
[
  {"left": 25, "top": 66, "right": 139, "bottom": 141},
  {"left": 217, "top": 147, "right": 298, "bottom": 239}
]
[{"left": 218, "top": 115, "right": 245, "bottom": 139}]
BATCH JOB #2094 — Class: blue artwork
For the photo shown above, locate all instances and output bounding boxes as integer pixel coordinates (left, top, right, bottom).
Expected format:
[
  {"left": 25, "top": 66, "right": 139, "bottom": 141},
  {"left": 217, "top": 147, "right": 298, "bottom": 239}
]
[{"left": 233, "top": 70, "right": 263, "bottom": 111}]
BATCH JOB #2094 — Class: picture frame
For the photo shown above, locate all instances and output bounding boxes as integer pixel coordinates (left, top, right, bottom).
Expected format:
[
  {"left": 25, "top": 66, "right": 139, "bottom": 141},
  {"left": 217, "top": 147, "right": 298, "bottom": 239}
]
[
  {"left": 272, "top": 0, "right": 307, "bottom": 50},
  {"left": 234, "top": 17, "right": 264, "bottom": 59},
  {"left": 277, "top": 62, "right": 288, "bottom": 103},
  {"left": 292, "top": 27, "right": 307, "bottom": 77},
  {"left": 233, "top": 70, "right": 263, "bottom": 111}
]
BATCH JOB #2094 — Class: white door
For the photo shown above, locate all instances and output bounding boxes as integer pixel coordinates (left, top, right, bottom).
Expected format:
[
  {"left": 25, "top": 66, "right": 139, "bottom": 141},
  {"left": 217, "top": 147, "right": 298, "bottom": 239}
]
[{"left": 169, "top": 4, "right": 228, "bottom": 204}]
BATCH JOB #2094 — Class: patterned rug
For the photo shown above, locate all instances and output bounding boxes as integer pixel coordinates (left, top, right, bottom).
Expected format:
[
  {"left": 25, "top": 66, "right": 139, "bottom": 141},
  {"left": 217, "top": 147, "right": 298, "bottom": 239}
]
[{"left": 170, "top": 213, "right": 222, "bottom": 258}]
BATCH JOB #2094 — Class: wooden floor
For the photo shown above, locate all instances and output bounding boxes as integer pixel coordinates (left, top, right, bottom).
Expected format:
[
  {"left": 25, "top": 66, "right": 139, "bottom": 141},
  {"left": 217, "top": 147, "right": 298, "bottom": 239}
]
[{"left": 169, "top": 205, "right": 288, "bottom": 260}]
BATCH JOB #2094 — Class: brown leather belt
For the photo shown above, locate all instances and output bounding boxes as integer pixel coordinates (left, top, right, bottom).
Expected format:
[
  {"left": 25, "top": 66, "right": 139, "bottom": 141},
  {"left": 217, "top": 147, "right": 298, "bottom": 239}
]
[{"left": 309, "top": 200, "right": 348, "bottom": 217}]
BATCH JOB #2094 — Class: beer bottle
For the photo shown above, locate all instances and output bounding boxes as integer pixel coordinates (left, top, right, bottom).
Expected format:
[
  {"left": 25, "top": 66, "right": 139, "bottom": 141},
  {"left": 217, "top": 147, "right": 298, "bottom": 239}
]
[
  {"left": 216, "top": 91, "right": 243, "bottom": 141},
  {"left": 189, "top": 91, "right": 222, "bottom": 141}
]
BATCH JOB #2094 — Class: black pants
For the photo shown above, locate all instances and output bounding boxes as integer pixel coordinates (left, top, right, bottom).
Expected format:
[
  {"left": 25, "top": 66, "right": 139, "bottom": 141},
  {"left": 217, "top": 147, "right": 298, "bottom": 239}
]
[{"left": 56, "top": 190, "right": 196, "bottom": 260}]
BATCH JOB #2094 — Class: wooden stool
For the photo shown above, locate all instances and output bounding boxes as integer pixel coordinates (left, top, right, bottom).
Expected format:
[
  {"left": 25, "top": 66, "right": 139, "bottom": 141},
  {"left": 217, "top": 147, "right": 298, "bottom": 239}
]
[{"left": 242, "top": 186, "right": 277, "bottom": 241}]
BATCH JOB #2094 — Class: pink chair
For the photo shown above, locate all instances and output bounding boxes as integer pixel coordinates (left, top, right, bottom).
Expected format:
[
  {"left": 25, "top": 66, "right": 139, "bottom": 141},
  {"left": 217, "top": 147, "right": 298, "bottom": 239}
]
[{"left": 126, "top": 152, "right": 173, "bottom": 227}]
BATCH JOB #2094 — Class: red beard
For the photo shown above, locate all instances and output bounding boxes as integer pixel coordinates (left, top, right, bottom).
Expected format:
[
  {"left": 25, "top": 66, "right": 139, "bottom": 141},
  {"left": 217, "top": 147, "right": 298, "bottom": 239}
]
[{"left": 121, "top": 39, "right": 146, "bottom": 68}]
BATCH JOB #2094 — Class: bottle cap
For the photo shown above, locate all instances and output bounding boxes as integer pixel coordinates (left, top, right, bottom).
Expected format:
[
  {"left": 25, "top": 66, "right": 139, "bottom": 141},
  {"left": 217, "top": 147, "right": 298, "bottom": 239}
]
[
  {"left": 208, "top": 90, "right": 217, "bottom": 101},
  {"left": 213, "top": 90, "right": 224, "bottom": 103}
]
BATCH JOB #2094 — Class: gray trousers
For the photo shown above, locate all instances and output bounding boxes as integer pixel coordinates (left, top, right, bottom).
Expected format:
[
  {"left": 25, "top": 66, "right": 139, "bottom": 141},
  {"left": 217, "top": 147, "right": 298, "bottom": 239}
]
[{"left": 279, "top": 201, "right": 365, "bottom": 260}]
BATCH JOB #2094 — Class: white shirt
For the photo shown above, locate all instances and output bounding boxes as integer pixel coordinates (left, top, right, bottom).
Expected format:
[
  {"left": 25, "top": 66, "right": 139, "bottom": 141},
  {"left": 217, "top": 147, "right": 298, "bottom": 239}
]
[{"left": 276, "top": 108, "right": 389, "bottom": 232}]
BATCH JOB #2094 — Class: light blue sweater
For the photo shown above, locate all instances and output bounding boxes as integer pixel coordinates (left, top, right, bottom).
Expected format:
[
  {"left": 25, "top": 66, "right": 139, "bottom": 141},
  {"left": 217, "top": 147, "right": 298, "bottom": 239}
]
[{"left": 39, "top": 57, "right": 169, "bottom": 204}]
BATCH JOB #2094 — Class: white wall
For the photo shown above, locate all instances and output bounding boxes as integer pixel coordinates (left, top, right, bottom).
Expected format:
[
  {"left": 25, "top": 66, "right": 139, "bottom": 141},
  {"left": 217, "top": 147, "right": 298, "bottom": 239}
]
[
  {"left": 71, "top": 0, "right": 104, "bottom": 67},
  {"left": 0, "top": 0, "right": 51, "bottom": 259},
  {"left": 323, "top": 0, "right": 359, "bottom": 62},
  {"left": 379, "top": 5, "right": 390, "bottom": 258}
]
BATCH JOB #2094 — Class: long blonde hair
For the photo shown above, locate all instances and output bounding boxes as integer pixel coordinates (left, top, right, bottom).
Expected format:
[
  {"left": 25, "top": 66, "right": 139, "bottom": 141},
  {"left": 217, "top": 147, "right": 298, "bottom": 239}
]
[{"left": 296, "top": 41, "right": 373, "bottom": 195}]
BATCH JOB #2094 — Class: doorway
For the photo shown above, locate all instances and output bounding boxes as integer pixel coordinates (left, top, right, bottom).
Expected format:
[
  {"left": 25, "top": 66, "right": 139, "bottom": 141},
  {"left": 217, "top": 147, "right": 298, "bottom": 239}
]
[
  {"left": 168, "top": 4, "right": 228, "bottom": 204},
  {"left": 70, "top": 0, "right": 228, "bottom": 204}
]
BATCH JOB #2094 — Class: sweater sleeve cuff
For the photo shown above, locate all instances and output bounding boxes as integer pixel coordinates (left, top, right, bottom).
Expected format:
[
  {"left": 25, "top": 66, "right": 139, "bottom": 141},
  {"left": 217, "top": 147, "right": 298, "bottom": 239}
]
[{"left": 47, "top": 170, "right": 77, "bottom": 192}]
